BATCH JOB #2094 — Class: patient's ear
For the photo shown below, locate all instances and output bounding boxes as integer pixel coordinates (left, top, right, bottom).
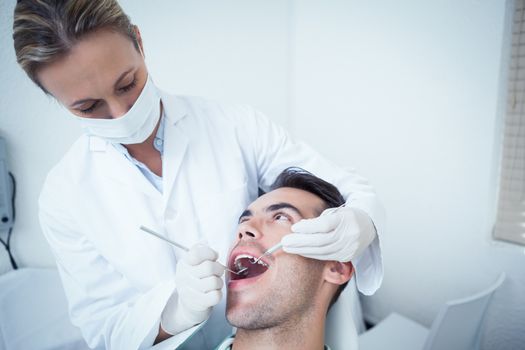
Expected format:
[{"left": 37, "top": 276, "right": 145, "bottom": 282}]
[{"left": 323, "top": 261, "right": 354, "bottom": 285}]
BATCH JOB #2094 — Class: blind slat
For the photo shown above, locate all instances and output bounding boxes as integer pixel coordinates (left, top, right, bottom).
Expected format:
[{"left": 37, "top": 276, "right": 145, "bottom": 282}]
[{"left": 494, "top": 0, "right": 525, "bottom": 246}]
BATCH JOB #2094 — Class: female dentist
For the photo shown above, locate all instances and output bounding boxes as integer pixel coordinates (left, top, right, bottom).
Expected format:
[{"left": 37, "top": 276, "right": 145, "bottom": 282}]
[{"left": 13, "top": 1, "right": 385, "bottom": 349}]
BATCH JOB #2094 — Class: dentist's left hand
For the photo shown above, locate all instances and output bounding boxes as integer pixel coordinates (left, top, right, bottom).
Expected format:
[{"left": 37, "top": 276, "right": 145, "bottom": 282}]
[
  {"left": 161, "top": 244, "right": 225, "bottom": 335},
  {"left": 282, "top": 206, "right": 376, "bottom": 262}
]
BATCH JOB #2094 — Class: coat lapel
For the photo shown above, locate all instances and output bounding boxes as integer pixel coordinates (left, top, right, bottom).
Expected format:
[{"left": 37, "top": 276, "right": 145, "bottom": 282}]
[
  {"left": 160, "top": 93, "right": 190, "bottom": 211},
  {"left": 87, "top": 92, "right": 190, "bottom": 202},
  {"left": 88, "top": 136, "right": 161, "bottom": 199}
]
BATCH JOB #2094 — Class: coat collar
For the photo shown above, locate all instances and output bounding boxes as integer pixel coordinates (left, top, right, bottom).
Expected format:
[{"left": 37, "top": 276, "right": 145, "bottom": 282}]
[
  {"left": 87, "top": 93, "right": 190, "bottom": 201},
  {"left": 160, "top": 91, "right": 189, "bottom": 126}
]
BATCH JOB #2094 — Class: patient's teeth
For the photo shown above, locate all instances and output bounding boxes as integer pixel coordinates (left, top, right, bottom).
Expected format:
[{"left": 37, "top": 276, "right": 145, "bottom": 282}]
[
  {"left": 234, "top": 253, "right": 269, "bottom": 267},
  {"left": 257, "top": 260, "right": 268, "bottom": 267},
  {"left": 234, "top": 254, "right": 256, "bottom": 262}
]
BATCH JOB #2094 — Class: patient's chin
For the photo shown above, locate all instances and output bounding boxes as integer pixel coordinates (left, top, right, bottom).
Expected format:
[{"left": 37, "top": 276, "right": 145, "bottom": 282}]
[
  {"left": 226, "top": 293, "right": 252, "bottom": 317},
  {"left": 226, "top": 303, "right": 280, "bottom": 330},
  {"left": 227, "top": 281, "right": 265, "bottom": 307},
  {"left": 226, "top": 302, "right": 248, "bottom": 328},
  {"left": 226, "top": 292, "right": 263, "bottom": 327}
]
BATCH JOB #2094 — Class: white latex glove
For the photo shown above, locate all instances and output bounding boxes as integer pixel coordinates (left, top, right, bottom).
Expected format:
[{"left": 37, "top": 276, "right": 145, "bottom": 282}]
[
  {"left": 282, "top": 206, "right": 376, "bottom": 262},
  {"left": 161, "top": 244, "right": 225, "bottom": 335}
]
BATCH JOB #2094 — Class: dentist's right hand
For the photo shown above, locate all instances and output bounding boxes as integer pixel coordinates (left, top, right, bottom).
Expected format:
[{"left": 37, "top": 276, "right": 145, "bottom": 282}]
[{"left": 161, "top": 244, "right": 225, "bottom": 335}]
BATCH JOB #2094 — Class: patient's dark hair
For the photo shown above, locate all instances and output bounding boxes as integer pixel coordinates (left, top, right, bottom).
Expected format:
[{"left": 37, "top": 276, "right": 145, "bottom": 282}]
[
  {"left": 270, "top": 167, "right": 345, "bottom": 213},
  {"left": 269, "top": 167, "right": 349, "bottom": 310}
]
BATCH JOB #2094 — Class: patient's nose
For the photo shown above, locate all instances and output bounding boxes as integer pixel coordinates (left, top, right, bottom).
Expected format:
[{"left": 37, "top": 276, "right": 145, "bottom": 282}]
[{"left": 238, "top": 223, "right": 262, "bottom": 240}]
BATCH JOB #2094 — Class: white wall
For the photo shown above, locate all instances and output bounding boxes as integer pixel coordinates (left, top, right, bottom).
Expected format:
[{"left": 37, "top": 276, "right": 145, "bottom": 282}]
[
  {"left": 124, "top": 0, "right": 291, "bottom": 127},
  {"left": 0, "top": 1, "right": 81, "bottom": 273},
  {"left": 0, "top": 0, "right": 523, "bottom": 349},
  {"left": 290, "top": 1, "right": 525, "bottom": 349}
]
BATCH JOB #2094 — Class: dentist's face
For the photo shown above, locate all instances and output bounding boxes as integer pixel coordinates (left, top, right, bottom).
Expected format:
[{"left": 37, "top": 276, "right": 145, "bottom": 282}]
[
  {"left": 36, "top": 28, "right": 147, "bottom": 119},
  {"left": 226, "top": 187, "right": 327, "bottom": 329}
]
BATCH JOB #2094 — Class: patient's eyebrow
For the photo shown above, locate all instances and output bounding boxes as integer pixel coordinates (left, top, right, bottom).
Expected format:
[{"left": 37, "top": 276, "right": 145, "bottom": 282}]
[
  {"left": 266, "top": 202, "right": 304, "bottom": 218},
  {"left": 238, "top": 209, "right": 252, "bottom": 223}
]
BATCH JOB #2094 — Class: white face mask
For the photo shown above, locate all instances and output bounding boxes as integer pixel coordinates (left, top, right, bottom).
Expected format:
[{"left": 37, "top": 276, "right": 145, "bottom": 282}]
[{"left": 74, "top": 75, "right": 161, "bottom": 145}]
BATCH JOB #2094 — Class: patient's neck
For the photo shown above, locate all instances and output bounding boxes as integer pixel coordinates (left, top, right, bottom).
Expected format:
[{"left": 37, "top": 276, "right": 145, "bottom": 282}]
[{"left": 231, "top": 306, "right": 326, "bottom": 350}]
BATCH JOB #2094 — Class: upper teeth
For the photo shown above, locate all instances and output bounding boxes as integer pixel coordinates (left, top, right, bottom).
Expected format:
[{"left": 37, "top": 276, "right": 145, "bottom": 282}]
[
  {"left": 234, "top": 254, "right": 269, "bottom": 267},
  {"left": 235, "top": 254, "right": 255, "bottom": 261}
]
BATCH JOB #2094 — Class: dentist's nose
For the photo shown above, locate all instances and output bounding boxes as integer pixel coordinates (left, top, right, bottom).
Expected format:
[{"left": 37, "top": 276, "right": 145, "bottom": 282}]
[{"left": 108, "top": 99, "right": 132, "bottom": 119}]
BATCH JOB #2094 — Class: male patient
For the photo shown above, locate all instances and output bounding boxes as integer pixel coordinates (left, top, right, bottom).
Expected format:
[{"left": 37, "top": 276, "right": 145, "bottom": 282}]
[{"left": 217, "top": 168, "right": 354, "bottom": 350}]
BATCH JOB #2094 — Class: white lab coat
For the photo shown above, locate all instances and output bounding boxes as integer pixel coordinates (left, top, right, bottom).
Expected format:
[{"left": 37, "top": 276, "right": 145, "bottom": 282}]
[{"left": 39, "top": 92, "right": 385, "bottom": 350}]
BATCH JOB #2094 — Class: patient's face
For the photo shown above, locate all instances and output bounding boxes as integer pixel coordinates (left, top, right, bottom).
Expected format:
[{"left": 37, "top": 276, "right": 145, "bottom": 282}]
[{"left": 226, "top": 187, "right": 327, "bottom": 329}]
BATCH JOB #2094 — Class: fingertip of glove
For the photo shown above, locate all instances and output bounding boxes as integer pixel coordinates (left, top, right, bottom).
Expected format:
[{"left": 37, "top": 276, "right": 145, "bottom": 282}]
[
  {"left": 291, "top": 221, "right": 306, "bottom": 233},
  {"left": 281, "top": 235, "right": 302, "bottom": 250},
  {"left": 281, "top": 244, "right": 293, "bottom": 254},
  {"left": 280, "top": 233, "right": 294, "bottom": 245},
  {"left": 206, "top": 290, "right": 223, "bottom": 305},
  {"left": 199, "top": 244, "right": 219, "bottom": 257},
  {"left": 215, "top": 263, "right": 226, "bottom": 276},
  {"left": 209, "top": 249, "right": 219, "bottom": 261}
]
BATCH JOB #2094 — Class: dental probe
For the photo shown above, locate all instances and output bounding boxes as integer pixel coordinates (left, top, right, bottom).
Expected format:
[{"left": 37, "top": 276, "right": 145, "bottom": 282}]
[
  {"left": 139, "top": 226, "right": 248, "bottom": 275},
  {"left": 250, "top": 242, "right": 283, "bottom": 265}
]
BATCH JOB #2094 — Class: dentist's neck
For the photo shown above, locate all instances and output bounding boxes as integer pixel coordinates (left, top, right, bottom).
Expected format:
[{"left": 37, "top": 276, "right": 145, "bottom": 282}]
[
  {"left": 231, "top": 306, "right": 326, "bottom": 350},
  {"left": 124, "top": 103, "right": 163, "bottom": 176}
]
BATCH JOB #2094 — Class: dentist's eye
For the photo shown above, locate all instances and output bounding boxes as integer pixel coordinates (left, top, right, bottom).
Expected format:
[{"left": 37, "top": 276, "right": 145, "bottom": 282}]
[
  {"left": 119, "top": 78, "right": 137, "bottom": 93},
  {"left": 79, "top": 101, "right": 99, "bottom": 114}
]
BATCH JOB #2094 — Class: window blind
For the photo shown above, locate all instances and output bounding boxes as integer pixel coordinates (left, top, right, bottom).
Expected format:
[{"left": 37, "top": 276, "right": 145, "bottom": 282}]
[{"left": 494, "top": 0, "right": 525, "bottom": 245}]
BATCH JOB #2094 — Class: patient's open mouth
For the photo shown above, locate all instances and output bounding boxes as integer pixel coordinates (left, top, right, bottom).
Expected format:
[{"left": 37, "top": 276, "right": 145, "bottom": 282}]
[{"left": 230, "top": 254, "right": 269, "bottom": 281}]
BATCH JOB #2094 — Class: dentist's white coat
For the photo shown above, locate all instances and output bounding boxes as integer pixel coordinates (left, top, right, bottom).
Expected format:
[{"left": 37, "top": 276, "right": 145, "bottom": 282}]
[{"left": 39, "top": 93, "right": 385, "bottom": 350}]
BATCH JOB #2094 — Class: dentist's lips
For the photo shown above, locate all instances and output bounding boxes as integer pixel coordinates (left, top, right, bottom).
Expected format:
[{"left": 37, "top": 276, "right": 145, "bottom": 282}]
[{"left": 228, "top": 248, "right": 271, "bottom": 286}]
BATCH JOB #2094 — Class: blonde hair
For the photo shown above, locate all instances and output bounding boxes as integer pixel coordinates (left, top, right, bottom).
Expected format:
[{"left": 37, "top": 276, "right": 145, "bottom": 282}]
[{"left": 13, "top": 0, "right": 139, "bottom": 91}]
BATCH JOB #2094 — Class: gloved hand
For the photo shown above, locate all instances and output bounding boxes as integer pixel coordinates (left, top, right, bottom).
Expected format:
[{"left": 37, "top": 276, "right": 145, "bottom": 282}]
[
  {"left": 282, "top": 206, "right": 376, "bottom": 262},
  {"left": 161, "top": 244, "right": 225, "bottom": 335}
]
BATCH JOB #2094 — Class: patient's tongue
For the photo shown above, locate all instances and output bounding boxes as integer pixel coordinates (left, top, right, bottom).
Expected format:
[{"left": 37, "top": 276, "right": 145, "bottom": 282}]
[
  {"left": 233, "top": 258, "right": 268, "bottom": 280},
  {"left": 245, "top": 261, "right": 268, "bottom": 279}
]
